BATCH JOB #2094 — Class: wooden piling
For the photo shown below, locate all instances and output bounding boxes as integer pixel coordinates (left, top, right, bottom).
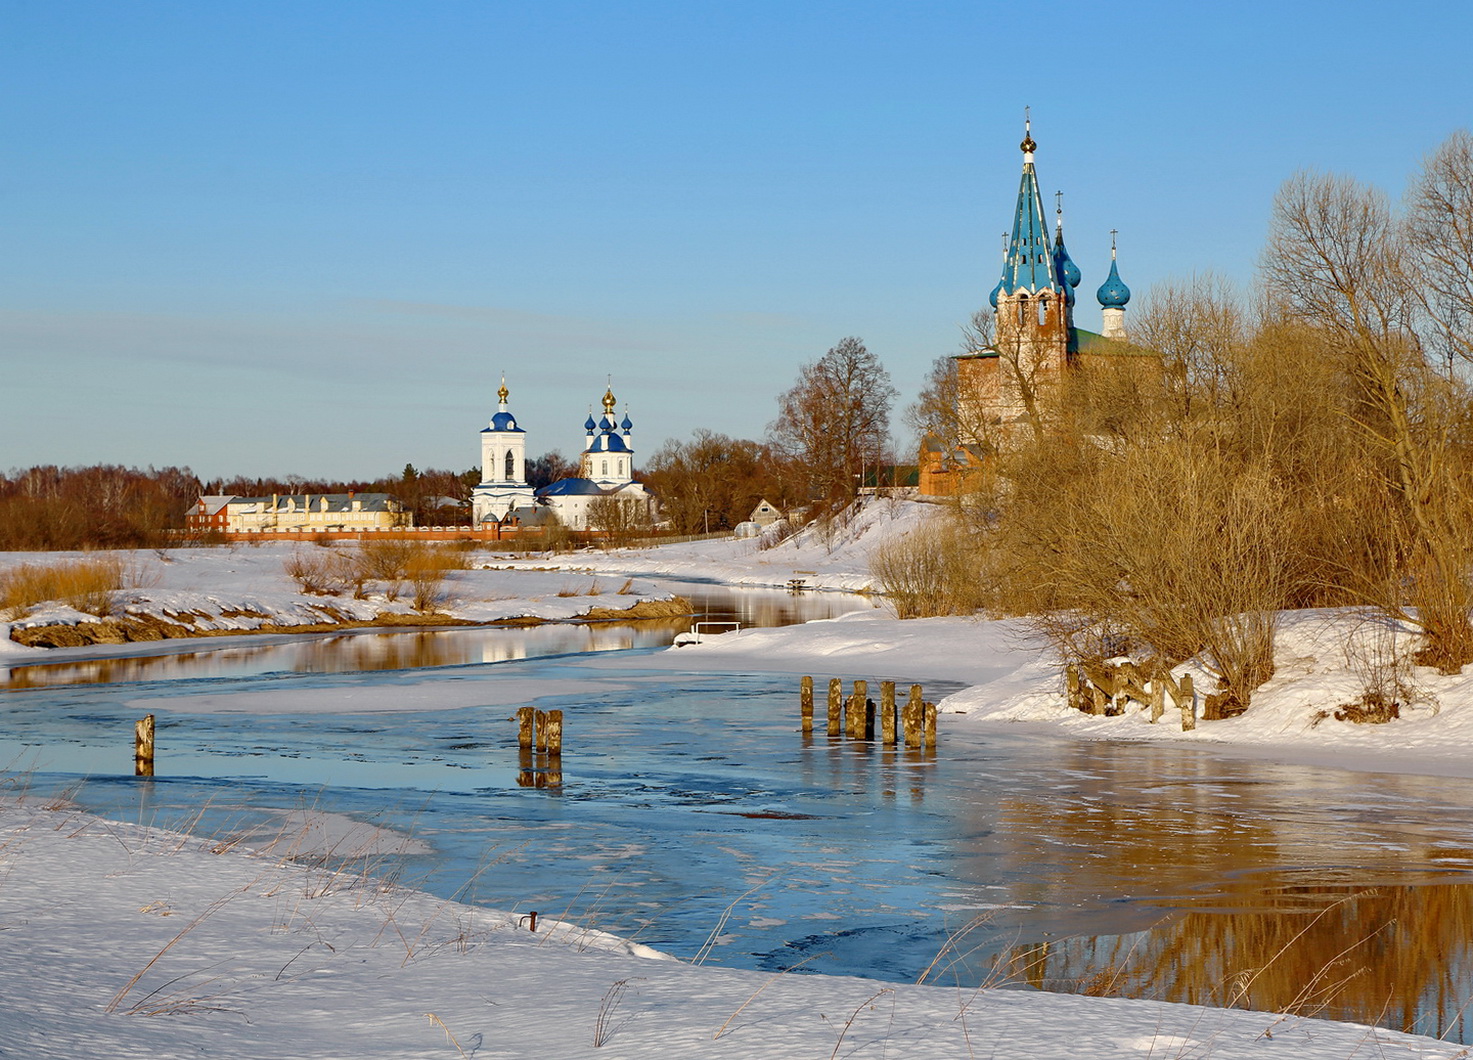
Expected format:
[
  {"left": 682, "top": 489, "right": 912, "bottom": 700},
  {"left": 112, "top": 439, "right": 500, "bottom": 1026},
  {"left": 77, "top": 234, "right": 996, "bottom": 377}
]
[
  {"left": 134, "top": 714, "right": 155, "bottom": 777},
  {"left": 864, "top": 698, "right": 875, "bottom": 741},
  {"left": 800, "top": 676, "right": 814, "bottom": 734},
  {"left": 545, "top": 709, "right": 563, "bottom": 756},
  {"left": 923, "top": 701, "right": 937, "bottom": 750},
  {"left": 848, "top": 680, "right": 868, "bottom": 738},
  {"left": 902, "top": 701, "right": 921, "bottom": 749},
  {"left": 827, "top": 678, "right": 842, "bottom": 736},
  {"left": 535, "top": 709, "right": 549, "bottom": 752},
  {"left": 517, "top": 706, "right": 535, "bottom": 749},
  {"left": 880, "top": 681, "right": 896, "bottom": 745}
]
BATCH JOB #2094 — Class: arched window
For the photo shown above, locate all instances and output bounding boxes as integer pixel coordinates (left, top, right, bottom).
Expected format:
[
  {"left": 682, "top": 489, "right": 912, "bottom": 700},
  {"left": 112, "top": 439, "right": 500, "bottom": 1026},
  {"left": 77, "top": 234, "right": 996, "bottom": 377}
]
[
  {"left": 504, "top": 450, "right": 515, "bottom": 481},
  {"left": 1017, "top": 295, "right": 1027, "bottom": 326},
  {"left": 1037, "top": 296, "right": 1047, "bottom": 326},
  {"left": 601, "top": 460, "right": 608, "bottom": 476}
]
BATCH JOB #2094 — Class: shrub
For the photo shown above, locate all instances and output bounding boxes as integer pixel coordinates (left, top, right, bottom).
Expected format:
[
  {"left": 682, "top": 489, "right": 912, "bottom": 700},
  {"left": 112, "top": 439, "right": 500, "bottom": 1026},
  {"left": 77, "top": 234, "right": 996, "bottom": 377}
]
[{"left": 869, "top": 519, "right": 988, "bottom": 619}]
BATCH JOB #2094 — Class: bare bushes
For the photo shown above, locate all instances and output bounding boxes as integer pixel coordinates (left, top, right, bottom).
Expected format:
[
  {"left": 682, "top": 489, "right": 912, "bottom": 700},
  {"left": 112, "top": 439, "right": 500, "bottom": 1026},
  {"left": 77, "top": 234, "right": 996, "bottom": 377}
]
[
  {"left": 996, "top": 422, "right": 1294, "bottom": 714},
  {"left": 0, "top": 556, "right": 130, "bottom": 617},
  {"left": 869, "top": 518, "right": 987, "bottom": 618},
  {"left": 283, "top": 541, "right": 473, "bottom": 612}
]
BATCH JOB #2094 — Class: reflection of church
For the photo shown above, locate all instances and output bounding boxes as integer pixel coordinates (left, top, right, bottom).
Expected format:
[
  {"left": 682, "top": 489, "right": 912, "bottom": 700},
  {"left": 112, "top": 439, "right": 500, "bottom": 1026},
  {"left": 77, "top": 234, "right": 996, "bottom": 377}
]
[
  {"left": 920, "top": 116, "right": 1138, "bottom": 496},
  {"left": 470, "top": 381, "right": 655, "bottom": 532}
]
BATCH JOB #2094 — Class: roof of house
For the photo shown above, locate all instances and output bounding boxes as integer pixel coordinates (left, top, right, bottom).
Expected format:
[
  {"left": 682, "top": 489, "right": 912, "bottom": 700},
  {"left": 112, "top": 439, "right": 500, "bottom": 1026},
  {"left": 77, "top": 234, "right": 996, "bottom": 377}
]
[{"left": 227, "top": 493, "right": 402, "bottom": 513}]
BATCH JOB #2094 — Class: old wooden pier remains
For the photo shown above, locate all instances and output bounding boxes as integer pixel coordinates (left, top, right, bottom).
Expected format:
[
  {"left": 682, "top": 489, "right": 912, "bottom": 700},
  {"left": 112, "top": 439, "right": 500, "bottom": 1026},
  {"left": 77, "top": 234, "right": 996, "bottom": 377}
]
[
  {"left": 798, "top": 676, "right": 937, "bottom": 750},
  {"left": 514, "top": 706, "right": 563, "bottom": 787}
]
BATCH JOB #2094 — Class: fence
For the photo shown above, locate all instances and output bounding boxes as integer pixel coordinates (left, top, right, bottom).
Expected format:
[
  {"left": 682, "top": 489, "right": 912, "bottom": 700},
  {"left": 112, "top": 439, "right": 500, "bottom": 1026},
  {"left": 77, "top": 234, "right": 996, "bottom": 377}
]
[{"left": 1066, "top": 660, "right": 1197, "bottom": 731}]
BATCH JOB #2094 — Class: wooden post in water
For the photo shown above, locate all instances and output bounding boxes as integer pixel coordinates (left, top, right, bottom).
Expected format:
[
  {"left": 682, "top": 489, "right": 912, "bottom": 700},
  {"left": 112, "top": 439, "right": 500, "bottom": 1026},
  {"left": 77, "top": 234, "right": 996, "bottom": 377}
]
[
  {"left": 864, "top": 698, "right": 875, "bottom": 741},
  {"left": 827, "top": 678, "right": 842, "bottom": 736},
  {"left": 517, "top": 707, "right": 535, "bottom": 749},
  {"left": 800, "top": 676, "right": 814, "bottom": 734},
  {"left": 134, "top": 714, "right": 155, "bottom": 777},
  {"left": 880, "top": 681, "right": 896, "bottom": 745},
  {"left": 545, "top": 709, "right": 563, "bottom": 757},
  {"left": 848, "top": 680, "right": 868, "bottom": 738},
  {"left": 535, "top": 709, "right": 549, "bottom": 752},
  {"left": 923, "top": 702, "right": 938, "bottom": 750},
  {"left": 1180, "top": 674, "right": 1196, "bottom": 731},
  {"left": 901, "top": 702, "right": 921, "bottom": 749}
]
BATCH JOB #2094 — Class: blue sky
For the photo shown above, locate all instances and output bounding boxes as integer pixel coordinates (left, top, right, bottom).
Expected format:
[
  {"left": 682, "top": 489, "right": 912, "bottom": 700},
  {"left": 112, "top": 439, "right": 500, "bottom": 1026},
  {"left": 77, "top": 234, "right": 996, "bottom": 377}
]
[{"left": 3, "top": 1, "right": 1470, "bottom": 480}]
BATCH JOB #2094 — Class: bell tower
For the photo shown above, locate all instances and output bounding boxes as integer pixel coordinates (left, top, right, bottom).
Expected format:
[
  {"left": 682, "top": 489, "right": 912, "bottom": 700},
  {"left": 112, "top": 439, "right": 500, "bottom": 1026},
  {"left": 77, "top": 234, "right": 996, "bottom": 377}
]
[{"left": 987, "top": 115, "right": 1074, "bottom": 415}]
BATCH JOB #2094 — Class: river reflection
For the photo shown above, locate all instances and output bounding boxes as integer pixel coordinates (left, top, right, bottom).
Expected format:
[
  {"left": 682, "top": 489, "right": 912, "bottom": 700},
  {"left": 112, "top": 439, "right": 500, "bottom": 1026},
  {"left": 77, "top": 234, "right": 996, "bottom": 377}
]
[
  {"left": 1000, "top": 883, "right": 1473, "bottom": 1041},
  {"left": 0, "top": 584, "right": 871, "bottom": 691}
]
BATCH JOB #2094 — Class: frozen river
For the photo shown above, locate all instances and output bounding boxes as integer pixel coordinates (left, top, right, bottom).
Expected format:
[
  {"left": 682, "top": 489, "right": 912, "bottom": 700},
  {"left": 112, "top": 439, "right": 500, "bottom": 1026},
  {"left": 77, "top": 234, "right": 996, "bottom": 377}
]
[{"left": 4, "top": 585, "right": 1473, "bottom": 1041}]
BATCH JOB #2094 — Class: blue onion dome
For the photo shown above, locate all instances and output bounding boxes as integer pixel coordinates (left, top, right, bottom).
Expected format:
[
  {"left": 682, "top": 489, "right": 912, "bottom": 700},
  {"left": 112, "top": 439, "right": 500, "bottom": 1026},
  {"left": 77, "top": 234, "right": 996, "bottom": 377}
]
[
  {"left": 491, "top": 411, "right": 521, "bottom": 431},
  {"left": 988, "top": 275, "right": 1003, "bottom": 309},
  {"left": 1053, "top": 238, "right": 1081, "bottom": 290},
  {"left": 600, "top": 414, "right": 614, "bottom": 431},
  {"left": 584, "top": 413, "right": 597, "bottom": 432},
  {"left": 621, "top": 413, "right": 633, "bottom": 432},
  {"left": 1097, "top": 258, "right": 1131, "bottom": 309}
]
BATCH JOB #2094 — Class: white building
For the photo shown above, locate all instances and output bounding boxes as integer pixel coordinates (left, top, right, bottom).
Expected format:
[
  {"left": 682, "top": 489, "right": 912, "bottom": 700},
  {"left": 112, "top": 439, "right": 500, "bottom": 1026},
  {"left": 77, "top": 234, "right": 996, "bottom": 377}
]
[
  {"left": 471, "top": 378, "right": 537, "bottom": 526},
  {"left": 538, "top": 386, "right": 655, "bottom": 531}
]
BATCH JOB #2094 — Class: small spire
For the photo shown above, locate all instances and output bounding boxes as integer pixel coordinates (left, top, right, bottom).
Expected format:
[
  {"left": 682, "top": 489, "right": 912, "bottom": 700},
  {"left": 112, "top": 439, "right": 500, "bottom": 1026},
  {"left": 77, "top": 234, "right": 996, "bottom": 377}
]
[
  {"left": 1020, "top": 107, "right": 1036, "bottom": 157},
  {"left": 497, "top": 373, "right": 509, "bottom": 407},
  {"left": 1054, "top": 191, "right": 1064, "bottom": 232},
  {"left": 1111, "top": 228, "right": 1119, "bottom": 258}
]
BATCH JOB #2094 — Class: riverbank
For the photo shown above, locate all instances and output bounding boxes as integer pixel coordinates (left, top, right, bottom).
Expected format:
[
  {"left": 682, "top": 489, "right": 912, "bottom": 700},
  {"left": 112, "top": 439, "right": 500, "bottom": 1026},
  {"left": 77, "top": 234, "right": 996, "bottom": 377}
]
[{"left": 0, "top": 543, "right": 688, "bottom": 655}]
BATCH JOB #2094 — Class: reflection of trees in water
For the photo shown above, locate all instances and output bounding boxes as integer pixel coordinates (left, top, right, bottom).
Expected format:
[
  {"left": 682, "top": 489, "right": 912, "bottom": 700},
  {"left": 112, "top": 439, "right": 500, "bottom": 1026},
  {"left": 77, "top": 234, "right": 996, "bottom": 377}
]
[
  {"left": 982, "top": 744, "right": 1473, "bottom": 1040},
  {"left": 1001, "top": 883, "right": 1473, "bottom": 1041}
]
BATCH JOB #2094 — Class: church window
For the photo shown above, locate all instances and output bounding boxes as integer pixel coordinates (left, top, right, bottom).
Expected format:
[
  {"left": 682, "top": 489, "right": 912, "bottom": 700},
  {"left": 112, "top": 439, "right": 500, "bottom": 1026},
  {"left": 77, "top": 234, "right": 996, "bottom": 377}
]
[
  {"left": 1017, "top": 295, "right": 1027, "bottom": 326},
  {"left": 1037, "top": 297, "right": 1047, "bottom": 326},
  {"left": 602, "top": 460, "right": 608, "bottom": 476},
  {"left": 505, "top": 450, "right": 515, "bottom": 480}
]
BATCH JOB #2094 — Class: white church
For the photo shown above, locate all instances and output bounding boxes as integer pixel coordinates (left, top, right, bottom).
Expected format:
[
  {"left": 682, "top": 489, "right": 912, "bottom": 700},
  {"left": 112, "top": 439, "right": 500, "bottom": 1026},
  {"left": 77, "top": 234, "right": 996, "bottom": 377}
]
[{"left": 470, "top": 379, "right": 656, "bottom": 533}]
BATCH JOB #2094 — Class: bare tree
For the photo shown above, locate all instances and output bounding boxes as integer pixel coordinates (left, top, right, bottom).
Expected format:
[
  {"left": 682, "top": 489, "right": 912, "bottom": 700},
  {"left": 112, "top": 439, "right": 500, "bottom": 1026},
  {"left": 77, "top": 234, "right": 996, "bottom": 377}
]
[
  {"left": 1406, "top": 129, "right": 1473, "bottom": 370},
  {"left": 1264, "top": 168, "right": 1473, "bottom": 671},
  {"left": 769, "top": 337, "right": 896, "bottom": 503}
]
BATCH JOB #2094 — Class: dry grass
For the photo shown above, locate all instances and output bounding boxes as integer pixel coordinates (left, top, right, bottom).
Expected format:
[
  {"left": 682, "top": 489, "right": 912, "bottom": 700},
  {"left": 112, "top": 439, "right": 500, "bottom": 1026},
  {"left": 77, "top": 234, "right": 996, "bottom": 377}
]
[
  {"left": 284, "top": 542, "right": 471, "bottom": 608},
  {"left": 0, "top": 556, "right": 130, "bottom": 618}
]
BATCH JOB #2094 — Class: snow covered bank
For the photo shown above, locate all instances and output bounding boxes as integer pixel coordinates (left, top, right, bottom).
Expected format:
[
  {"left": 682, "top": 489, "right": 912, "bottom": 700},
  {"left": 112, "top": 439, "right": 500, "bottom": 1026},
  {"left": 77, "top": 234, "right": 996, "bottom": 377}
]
[
  {"left": 1, "top": 798, "right": 1461, "bottom": 1060},
  {"left": 495, "top": 496, "right": 943, "bottom": 592},
  {"left": 638, "top": 605, "right": 1473, "bottom": 779},
  {"left": 0, "top": 544, "right": 679, "bottom": 658}
]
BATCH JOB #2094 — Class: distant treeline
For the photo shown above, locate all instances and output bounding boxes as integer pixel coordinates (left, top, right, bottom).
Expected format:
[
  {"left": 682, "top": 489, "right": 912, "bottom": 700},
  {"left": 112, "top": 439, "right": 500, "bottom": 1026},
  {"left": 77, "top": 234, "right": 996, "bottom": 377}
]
[
  {"left": 0, "top": 464, "right": 481, "bottom": 550},
  {"left": 0, "top": 465, "right": 203, "bottom": 550}
]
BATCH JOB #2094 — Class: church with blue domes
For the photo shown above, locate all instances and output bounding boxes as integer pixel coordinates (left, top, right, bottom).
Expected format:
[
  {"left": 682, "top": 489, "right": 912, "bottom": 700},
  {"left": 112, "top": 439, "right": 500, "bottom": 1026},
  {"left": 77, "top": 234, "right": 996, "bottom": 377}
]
[{"left": 470, "top": 381, "right": 655, "bottom": 532}]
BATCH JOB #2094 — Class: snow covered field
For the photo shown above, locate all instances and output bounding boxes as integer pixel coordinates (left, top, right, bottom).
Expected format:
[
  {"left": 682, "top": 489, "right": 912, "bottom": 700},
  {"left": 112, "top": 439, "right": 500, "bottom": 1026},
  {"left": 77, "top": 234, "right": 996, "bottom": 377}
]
[{"left": 4, "top": 499, "right": 1473, "bottom": 1057}]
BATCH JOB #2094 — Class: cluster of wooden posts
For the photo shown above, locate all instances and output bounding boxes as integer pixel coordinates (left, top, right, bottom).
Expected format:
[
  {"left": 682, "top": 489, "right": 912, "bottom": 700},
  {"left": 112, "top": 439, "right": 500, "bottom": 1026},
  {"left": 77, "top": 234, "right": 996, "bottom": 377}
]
[
  {"left": 515, "top": 706, "right": 563, "bottom": 788},
  {"left": 799, "top": 676, "right": 937, "bottom": 750},
  {"left": 1066, "top": 660, "right": 1197, "bottom": 731}
]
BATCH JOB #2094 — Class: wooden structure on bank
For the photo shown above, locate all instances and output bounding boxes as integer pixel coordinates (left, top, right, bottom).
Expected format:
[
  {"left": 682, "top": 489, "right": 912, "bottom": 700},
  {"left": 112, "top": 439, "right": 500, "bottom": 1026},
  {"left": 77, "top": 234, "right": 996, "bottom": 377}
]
[
  {"left": 1066, "top": 660, "right": 1196, "bottom": 731},
  {"left": 800, "top": 676, "right": 937, "bottom": 750},
  {"left": 515, "top": 706, "right": 563, "bottom": 787}
]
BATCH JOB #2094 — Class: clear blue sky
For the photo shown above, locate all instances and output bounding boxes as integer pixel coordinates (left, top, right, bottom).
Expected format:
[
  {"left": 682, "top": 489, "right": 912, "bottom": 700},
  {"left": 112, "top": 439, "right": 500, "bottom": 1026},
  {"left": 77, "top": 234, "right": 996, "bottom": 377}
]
[{"left": 3, "top": 1, "right": 1470, "bottom": 481}]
